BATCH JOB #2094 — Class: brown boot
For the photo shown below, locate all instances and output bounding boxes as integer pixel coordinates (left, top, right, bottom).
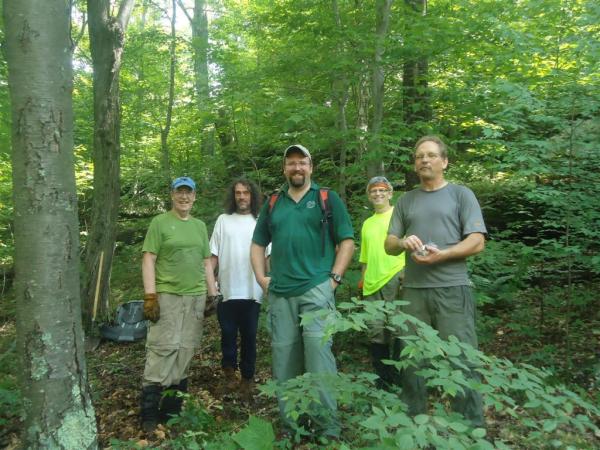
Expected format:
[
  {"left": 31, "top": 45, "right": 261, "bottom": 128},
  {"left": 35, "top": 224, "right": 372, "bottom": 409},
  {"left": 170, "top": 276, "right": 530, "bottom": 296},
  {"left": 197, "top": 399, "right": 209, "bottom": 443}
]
[
  {"left": 222, "top": 367, "right": 238, "bottom": 396},
  {"left": 239, "top": 378, "right": 254, "bottom": 403}
]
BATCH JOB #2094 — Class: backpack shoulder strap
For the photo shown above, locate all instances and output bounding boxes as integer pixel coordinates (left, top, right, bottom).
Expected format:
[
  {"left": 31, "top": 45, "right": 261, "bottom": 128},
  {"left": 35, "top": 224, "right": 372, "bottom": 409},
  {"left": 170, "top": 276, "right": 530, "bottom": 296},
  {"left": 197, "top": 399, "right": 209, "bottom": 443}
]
[
  {"left": 268, "top": 192, "right": 280, "bottom": 213},
  {"left": 317, "top": 188, "right": 336, "bottom": 253},
  {"left": 318, "top": 188, "right": 330, "bottom": 212}
]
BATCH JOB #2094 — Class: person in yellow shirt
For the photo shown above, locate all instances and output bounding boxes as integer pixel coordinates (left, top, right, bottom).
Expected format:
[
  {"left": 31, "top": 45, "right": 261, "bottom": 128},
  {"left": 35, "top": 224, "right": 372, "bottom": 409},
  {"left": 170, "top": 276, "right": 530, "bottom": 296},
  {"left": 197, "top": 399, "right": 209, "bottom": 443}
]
[{"left": 358, "top": 176, "right": 405, "bottom": 389}]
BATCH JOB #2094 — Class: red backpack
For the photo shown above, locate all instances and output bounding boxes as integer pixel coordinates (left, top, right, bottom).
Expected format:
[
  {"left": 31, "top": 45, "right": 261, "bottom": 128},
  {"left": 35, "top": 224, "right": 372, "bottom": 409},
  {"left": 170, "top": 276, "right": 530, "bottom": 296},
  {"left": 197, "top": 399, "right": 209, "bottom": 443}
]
[{"left": 268, "top": 188, "right": 335, "bottom": 255}]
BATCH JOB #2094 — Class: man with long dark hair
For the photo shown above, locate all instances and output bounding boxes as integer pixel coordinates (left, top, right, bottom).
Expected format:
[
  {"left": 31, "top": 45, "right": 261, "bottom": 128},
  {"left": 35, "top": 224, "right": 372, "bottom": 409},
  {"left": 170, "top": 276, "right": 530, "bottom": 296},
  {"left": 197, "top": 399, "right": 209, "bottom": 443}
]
[{"left": 210, "top": 178, "right": 267, "bottom": 401}]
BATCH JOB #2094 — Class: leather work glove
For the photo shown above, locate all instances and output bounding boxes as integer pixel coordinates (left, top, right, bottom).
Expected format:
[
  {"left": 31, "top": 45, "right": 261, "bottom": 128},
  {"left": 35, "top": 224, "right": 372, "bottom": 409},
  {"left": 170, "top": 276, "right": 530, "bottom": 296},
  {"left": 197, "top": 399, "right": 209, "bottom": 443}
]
[
  {"left": 143, "top": 293, "right": 160, "bottom": 323},
  {"left": 204, "top": 294, "right": 222, "bottom": 317}
]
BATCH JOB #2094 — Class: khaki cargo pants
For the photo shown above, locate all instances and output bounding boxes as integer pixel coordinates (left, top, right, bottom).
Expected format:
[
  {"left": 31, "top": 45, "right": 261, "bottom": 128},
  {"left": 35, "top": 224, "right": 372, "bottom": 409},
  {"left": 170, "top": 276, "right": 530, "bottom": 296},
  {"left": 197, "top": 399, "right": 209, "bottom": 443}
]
[
  {"left": 143, "top": 293, "right": 206, "bottom": 387},
  {"left": 363, "top": 269, "right": 404, "bottom": 345}
]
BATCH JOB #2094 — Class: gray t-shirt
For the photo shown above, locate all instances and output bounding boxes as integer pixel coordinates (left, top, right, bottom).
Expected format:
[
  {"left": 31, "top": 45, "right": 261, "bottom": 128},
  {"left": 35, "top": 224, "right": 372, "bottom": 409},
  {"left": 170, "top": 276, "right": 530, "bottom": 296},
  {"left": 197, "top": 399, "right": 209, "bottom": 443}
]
[{"left": 388, "top": 183, "right": 487, "bottom": 288}]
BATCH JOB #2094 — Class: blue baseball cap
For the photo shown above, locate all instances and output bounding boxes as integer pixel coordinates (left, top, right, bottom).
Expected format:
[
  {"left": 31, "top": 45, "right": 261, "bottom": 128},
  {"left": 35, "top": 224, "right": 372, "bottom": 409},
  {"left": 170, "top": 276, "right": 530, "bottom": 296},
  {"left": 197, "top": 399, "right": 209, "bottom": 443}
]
[{"left": 171, "top": 176, "right": 196, "bottom": 191}]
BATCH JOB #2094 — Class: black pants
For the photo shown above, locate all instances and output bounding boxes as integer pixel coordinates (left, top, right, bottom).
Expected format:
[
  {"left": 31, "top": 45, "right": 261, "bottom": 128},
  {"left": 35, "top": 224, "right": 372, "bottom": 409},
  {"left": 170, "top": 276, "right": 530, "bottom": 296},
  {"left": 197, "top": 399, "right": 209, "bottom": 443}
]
[{"left": 217, "top": 299, "right": 260, "bottom": 380}]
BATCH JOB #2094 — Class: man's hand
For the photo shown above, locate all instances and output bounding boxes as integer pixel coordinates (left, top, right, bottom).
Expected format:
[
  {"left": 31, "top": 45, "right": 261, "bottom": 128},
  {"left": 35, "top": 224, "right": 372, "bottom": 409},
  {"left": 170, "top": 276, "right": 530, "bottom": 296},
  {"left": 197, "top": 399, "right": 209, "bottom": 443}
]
[
  {"left": 402, "top": 234, "right": 425, "bottom": 253},
  {"left": 204, "top": 294, "right": 222, "bottom": 317},
  {"left": 258, "top": 276, "right": 271, "bottom": 294},
  {"left": 143, "top": 293, "right": 160, "bottom": 322},
  {"left": 411, "top": 244, "right": 445, "bottom": 265}
]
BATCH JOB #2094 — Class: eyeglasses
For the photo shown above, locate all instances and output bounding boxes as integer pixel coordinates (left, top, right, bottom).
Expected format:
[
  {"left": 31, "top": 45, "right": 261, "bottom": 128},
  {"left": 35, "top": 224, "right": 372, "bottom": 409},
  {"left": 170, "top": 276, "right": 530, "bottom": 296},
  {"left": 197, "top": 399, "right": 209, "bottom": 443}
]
[
  {"left": 173, "top": 190, "right": 194, "bottom": 197},
  {"left": 369, "top": 188, "right": 390, "bottom": 195},
  {"left": 415, "top": 152, "right": 441, "bottom": 160},
  {"left": 285, "top": 161, "right": 310, "bottom": 168}
]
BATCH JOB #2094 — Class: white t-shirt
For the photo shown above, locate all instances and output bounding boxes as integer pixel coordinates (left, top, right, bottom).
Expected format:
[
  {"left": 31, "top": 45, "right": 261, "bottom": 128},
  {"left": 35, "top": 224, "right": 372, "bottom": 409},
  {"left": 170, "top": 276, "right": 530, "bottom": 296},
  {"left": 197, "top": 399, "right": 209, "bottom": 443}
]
[{"left": 209, "top": 213, "right": 265, "bottom": 302}]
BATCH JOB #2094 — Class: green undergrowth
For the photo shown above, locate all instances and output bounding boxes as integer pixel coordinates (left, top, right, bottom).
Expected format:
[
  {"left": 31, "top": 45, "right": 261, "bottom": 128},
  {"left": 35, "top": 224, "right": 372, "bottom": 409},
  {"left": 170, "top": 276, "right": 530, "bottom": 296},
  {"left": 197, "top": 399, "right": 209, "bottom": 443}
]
[{"left": 110, "top": 298, "right": 599, "bottom": 449}]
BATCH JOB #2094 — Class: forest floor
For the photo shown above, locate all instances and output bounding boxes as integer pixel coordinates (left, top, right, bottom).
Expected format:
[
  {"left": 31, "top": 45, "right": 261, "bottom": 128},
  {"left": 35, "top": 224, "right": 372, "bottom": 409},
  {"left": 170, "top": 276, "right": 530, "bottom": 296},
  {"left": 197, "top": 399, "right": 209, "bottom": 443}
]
[
  {"left": 88, "top": 314, "right": 280, "bottom": 448},
  {"left": 1, "top": 242, "right": 599, "bottom": 448},
  {"left": 2, "top": 303, "right": 599, "bottom": 449},
  {"left": 0, "top": 308, "right": 507, "bottom": 449}
]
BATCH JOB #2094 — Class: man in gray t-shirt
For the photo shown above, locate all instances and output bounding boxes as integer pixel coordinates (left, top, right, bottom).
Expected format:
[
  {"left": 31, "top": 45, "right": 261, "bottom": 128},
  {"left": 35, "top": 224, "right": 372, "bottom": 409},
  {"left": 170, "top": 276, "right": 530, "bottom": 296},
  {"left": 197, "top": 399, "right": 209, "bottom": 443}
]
[{"left": 384, "top": 135, "right": 486, "bottom": 428}]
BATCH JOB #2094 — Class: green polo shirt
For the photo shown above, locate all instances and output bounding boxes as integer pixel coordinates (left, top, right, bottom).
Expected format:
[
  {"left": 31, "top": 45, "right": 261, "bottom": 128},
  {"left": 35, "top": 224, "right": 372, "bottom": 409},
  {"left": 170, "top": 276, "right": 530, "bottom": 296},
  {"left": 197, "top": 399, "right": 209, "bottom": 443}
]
[{"left": 252, "top": 182, "right": 354, "bottom": 297}]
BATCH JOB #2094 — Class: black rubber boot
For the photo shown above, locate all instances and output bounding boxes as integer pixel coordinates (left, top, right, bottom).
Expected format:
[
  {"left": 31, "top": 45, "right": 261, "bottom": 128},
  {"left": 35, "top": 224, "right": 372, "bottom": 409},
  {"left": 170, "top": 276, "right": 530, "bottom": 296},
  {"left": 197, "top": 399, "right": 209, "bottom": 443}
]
[
  {"left": 159, "top": 378, "right": 188, "bottom": 423},
  {"left": 140, "top": 384, "right": 163, "bottom": 433},
  {"left": 370, "top": 343, "right": 394, "bottom": 389}
]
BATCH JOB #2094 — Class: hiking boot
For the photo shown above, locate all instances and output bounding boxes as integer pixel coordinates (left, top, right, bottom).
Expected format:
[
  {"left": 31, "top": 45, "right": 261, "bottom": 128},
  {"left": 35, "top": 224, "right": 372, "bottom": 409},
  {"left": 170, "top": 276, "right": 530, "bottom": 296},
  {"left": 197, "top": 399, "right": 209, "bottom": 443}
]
[
  {"left": 239, "top": 377, "right": 254, "bottom": 403},
  {"left": 370, "top": 343, "right": 395, "bottom": 390},
  {"left": 159, "top": 378, "right": 188, "bottom": 423},
  {"left": 222, "top": 367, "right": 238, "bottom": 395},
  {"left": 140, "top": 384, "right": 162, "bottom": 433}
]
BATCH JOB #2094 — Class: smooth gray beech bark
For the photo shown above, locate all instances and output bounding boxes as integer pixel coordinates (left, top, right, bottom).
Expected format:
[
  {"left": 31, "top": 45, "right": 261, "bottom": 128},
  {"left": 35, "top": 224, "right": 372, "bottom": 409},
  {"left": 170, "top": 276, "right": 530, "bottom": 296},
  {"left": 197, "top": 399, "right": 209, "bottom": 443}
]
[
  {"left": 82, "top": 0, "right": 134, "bottom": 331},
  {"left": 3, "top": 0, "right": 97, "bottom": 447}
]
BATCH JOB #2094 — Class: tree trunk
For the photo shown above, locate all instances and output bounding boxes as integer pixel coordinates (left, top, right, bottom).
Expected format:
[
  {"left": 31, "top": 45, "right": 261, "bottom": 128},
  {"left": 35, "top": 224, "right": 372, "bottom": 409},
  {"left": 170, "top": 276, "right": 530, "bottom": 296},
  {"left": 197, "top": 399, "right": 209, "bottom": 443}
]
[
  {"left": 4, "top": 0, "right": 97, "bottom": 447},
  {"left": 82, "top": 0, "right": 134, "bottom": 331},
  {"left": 332, "top": 0, "right": 350, "bottom": 201},
  {"left": 402, "top": 0, "right": 429, "bottom": 189},
  {"left": 355, "top": 75, "right": 370, "bottom": 163},
  {"left": 368, "top": 0, "right": 393, "bottom": 178},
  {"left": 160, "top": 0, "right": 177, "bottom": 207},
  {"left": 180, "top": 0, "right": 214, "bottom": 155}
]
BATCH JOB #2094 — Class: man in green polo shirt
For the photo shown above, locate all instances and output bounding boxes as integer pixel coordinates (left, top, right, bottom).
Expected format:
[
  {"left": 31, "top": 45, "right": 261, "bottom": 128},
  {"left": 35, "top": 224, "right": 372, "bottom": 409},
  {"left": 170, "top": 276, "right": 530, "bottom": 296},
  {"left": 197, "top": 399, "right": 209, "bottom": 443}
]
[
  {"left": 251, "top": 144, "right": 354, "bottom": 438},
  {"left": 358, "top": 176, "right": 405, "bottom": 390}
]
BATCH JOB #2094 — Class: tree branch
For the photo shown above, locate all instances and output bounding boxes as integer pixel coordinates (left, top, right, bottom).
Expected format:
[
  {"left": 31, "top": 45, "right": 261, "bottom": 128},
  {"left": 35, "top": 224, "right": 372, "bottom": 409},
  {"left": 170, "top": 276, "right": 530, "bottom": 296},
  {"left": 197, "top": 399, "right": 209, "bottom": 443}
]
[
  {"left": 176, "top": 0, "right": 194, "bottom": 24},
  {"left": 73, "top": 15, "right": 88, "bottom": 49},
  {"left": 116, "top": 0, "right": 136, "bottom": 30}
]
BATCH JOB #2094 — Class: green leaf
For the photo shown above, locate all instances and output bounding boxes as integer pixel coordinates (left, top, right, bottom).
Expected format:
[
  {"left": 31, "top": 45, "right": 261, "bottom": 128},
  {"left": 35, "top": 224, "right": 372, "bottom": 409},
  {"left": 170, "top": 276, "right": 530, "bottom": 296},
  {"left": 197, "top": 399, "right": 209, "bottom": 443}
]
[
  {"left": 448, "top": 422, "right": 469, "bottom": 433},
  {"left": 232, "top": 416, "right": 275, "bottom": 450},
  {"left": 471, "top": 427, "right": 487, "bottom": 439},
  {"left": 396, "top": 433, "right": 415, "bottom": 449},
  {"left": 414, "top": 414, "right": 429, "bottom": 425},
  {"left": 542, "top": 419, "right": 558, "bottom": 433}
]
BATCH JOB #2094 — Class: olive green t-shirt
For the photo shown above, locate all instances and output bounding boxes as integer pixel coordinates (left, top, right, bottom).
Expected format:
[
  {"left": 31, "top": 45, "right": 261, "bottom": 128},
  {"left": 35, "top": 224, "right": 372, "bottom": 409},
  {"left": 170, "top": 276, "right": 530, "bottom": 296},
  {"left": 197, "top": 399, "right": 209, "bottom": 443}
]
[
  {"left": 252, "top": 182, "right": 354, "bottom": 297},
  {"left": 142, "top": 211, "right": 211, "bottom": 295}
]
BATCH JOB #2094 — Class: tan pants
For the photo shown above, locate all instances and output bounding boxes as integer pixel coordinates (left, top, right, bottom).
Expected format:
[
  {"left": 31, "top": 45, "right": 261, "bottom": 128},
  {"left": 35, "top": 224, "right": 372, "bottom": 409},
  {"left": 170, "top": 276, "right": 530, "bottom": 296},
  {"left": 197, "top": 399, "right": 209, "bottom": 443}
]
[
  {"left": 143, "top": 293, "right": 206, "bottom": 387},
  {"left": 363, "top": 270, "right": 404, "bottom": 344}
]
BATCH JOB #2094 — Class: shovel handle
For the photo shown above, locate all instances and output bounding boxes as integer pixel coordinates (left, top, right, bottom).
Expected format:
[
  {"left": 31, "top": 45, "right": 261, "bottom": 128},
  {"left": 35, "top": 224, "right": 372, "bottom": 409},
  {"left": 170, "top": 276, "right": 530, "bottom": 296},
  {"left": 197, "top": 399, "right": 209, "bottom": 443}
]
[{"left": 92, "top": 251, "right": 104, "bottom": 322}]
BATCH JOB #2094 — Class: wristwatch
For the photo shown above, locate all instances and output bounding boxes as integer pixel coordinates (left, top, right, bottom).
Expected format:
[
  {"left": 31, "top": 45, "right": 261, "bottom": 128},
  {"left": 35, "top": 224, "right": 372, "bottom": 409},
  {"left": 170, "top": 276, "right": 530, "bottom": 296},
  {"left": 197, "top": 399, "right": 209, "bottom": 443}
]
[{"left": 329, "top": 272, "right": 343, "bottom": 284}]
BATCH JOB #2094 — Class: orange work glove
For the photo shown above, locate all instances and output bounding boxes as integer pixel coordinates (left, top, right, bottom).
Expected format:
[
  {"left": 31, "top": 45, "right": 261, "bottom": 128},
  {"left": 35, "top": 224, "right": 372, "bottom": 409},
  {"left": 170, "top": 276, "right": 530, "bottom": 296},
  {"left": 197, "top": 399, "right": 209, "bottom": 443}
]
[
  {"left": 143, "top": 293, "right": 160, "bottom": 323},
  {"left": 357, "top": 279, "right": 364, "bottom": 291}
]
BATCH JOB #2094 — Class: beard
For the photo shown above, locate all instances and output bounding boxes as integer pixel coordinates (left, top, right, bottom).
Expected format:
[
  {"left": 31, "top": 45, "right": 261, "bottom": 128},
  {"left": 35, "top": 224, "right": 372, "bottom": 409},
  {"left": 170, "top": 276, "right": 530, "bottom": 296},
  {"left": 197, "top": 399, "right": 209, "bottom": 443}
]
[
  {"left": 288, "top": 174, "right": 306, "bottom": 188},
  {"left": 236, "top": 201, "right": 250, "bottom": 213}
]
